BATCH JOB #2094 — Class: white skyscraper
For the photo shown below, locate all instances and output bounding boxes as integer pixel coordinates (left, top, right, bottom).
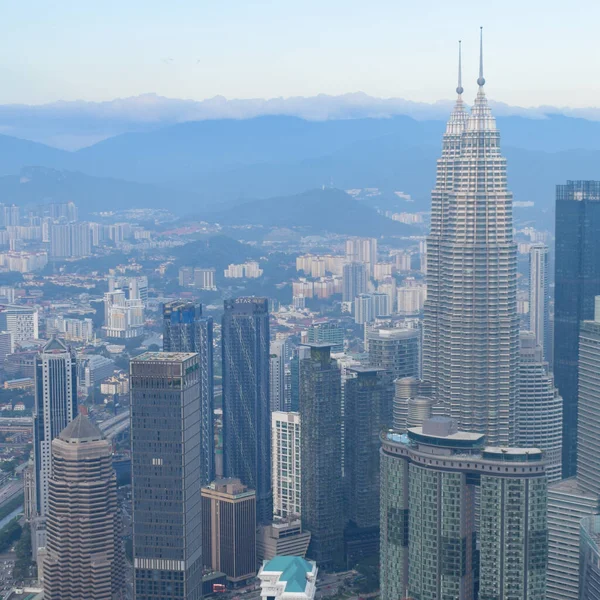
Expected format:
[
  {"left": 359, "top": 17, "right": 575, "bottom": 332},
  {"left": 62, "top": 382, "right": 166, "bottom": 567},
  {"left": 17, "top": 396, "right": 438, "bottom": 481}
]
[
  {"left": 271, "top": 411, "right": 301, "bottom": 519},
  {"left": 32, "top": 337, "right": 77, "bottom": 556},
  {"left": 422, "top": 32, "right": 519, "bottom": 445},
  {"left": 517, "top": 331, "right": 562, "bottom": 482},
  {"left": 0, "top": 305, "right": 39, "bottom": 342},
  {"left": 529, "top": 243, "right": 551, "bottom": 362}
]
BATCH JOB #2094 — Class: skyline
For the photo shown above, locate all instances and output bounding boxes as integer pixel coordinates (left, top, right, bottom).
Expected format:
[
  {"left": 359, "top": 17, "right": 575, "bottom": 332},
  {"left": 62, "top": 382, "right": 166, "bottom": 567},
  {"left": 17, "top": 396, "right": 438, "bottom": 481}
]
[{"left": 2, "top": 1, "right": 600, "bottom": 107}]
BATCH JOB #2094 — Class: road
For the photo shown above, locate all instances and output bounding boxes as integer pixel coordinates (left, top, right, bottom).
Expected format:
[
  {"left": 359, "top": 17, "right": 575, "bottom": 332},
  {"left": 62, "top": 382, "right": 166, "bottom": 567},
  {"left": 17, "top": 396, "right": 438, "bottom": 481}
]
[{"left": 0, "top": 482, "right": 23, "bottom": 507}]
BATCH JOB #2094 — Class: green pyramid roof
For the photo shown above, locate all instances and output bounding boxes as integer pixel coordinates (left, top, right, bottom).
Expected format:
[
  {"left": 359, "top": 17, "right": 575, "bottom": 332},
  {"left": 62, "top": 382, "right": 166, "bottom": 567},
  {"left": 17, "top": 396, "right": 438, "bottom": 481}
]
[{"left": 263, "top": 556, "right": 313, "bottom": 593}]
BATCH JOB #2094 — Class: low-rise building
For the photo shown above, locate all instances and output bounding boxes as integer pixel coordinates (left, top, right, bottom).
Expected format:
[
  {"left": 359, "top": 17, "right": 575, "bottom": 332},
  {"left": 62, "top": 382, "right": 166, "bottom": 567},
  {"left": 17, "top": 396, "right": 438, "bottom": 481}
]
[{"left": 258, "top": 556, "right": 317, "bottom": 600}]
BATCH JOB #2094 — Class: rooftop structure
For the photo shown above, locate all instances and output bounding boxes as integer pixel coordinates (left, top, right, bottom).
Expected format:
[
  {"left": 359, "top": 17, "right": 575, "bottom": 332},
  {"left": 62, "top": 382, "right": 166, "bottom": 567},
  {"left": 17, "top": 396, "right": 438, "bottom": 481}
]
[{"left": 258, "top": 556, "right": 317, "bottom": 600}]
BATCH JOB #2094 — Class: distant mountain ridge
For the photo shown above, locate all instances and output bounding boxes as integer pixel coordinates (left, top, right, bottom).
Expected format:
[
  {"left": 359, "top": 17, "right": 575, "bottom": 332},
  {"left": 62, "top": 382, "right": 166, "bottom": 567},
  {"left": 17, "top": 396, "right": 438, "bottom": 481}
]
[
  {"left": 5, "top": 93, "right": 600, "bottom": 149},
  {"left": 0, "top": 114, "right": 599, "bottom": 227}
]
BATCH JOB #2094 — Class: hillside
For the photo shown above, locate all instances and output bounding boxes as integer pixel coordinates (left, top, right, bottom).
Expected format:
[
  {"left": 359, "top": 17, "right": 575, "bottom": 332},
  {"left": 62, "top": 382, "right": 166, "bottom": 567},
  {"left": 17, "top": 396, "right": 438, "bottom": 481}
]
[
  {"left": 212, "top": 188, "right": 415, "bottom": 237},
  {"left": 0, "top": 167, "right": 205, "bottom": 216},
  {"left": 0, "top": 114, "right": 598, "bottom": 225}
]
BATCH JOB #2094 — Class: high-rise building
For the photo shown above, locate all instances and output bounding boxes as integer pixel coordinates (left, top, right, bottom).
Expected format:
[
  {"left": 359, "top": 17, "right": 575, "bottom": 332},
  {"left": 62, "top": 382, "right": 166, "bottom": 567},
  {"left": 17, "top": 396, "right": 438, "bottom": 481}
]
[
  {"left": 547, "top": 478, "right": 598, "bottom": 600},
  {"left": 0, "top": 305, "right": 39, "bottom": 342},
  {"left": 163, "top": 300, "right": 215, "bottom": 485},
  {"left": 103, "top": 290, "right": 144, "bottom": 339},
  {"left": 0, "top": 330, "right": 13, "bottom": 365},
  {"left": 49, "top": 201, "right": 78, "bottom": 223},
  {"left": 580, "top": 515, "right": 600, "bottom": 600},
  {"left": 178, "top": 266, "right": 217, "bottom": 290},
  {"left": 422, "top": 32, "right": 519, "bottom": 446},
  {"left": 546, "top": 299, "right": 600, "bottom": 598},
  {"left": 344, "top": 367, "right": 392, "bottom": 530},
  {"left": 1, "top": 204, "right": 19, "bottom": 227},
  {"left": 32, "top": 337, "right": 77, "bottom": 557},
  {"left": 222, "top": 297, "right": 272, "bottom": 524},
  {"left": 272, "top": 411, "right": 301, "bottom": 519},
  {"left": 396, "top": 282, "right": 427, "bottom": 315},
  {"left": 554, "top": 181, "right": 600, "bottom": 476},
  {"left": 50, "top": 222, "right": 91, "bottom": 258},
  {"left": 202, "top": 478, "right": 257, "bottom": 584},
  {"left": 354, "top": 292, "right": 391, "bottom": 325},
  {"left": 517, "top": 331, "right": 562, "bottom": 482},
  {"left": 367, "top": 327, "right": 420, "bottom": 381},
  {"left": 299, "top": 343, "right": 343, "bottom": 569},
  {"left": 306, "top": 321, "right": 344, "bottom": 353},
  {"left": 345, "top": 238, "right": 377, "bottom": 276},
  {"left": 380, "top": 417, "right": 547, "bottom": 600},
  {"left": 529, "top": 243, "right": 551, "bottom": 362},
  {"left": 270, "top": 340, "right": 286, "bottom": 412},
  {"left": 108, "top": 275, "right": 149, "bottom": 306},
  {"left": 33, "top": 338, "right": 77, "bottom": 519},
  {"left": 289, "top": 345, "right": 310, "bottom": 412},
  {"left": 43, "top": 415, "right": 123, "bottom": 600},
  {"left": 130, "top": 352, "right": 202, "bottom": 600},
  {"left": 342, "top": 262, "right": 367, "bottom": 303},
  {"left": 576, "top": 303, "right": 600, "bottom": 496}
]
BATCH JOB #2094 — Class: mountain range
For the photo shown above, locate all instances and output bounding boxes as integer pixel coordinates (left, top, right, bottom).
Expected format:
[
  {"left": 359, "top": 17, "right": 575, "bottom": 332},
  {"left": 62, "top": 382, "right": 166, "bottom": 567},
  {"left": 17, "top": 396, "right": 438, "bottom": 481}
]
[
  {"left": 5, "top": 93, "right": 600, "bottom": 150},
  {"left": 1, "top": 112, "right": 600, "bottom": 230}
]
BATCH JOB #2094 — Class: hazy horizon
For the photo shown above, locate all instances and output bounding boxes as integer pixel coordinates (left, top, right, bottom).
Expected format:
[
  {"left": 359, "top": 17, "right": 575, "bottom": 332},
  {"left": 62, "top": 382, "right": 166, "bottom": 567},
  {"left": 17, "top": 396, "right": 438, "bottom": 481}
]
[{"left": 2, "top": 0, "right": 600, "bottom": 108}]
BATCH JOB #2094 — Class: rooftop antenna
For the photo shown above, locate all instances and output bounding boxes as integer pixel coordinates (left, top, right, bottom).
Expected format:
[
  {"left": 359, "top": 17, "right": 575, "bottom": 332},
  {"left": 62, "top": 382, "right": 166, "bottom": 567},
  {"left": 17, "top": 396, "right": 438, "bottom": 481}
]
[
  {"left": 456, "top": 40, "right": 463, "bottom": 95},
  {"left": 477, "top": 26, "right": 485, "bottom": 87}
]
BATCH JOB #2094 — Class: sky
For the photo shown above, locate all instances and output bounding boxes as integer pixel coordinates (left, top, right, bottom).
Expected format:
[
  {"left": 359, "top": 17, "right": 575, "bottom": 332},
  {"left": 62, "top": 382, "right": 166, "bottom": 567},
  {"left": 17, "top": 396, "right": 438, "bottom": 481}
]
[{"left": 1, "top": 0, "right": 599, "bottom": 108}]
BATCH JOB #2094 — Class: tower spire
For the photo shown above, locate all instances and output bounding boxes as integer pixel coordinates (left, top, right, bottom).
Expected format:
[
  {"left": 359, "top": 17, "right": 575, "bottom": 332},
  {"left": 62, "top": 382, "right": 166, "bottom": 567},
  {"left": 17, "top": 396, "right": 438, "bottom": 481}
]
[
  {"left": 477, "top": 26, "right": 485, "bottom": 87},
  {"left": 456, "top": 40, "right": 463, "bottom": 95}
]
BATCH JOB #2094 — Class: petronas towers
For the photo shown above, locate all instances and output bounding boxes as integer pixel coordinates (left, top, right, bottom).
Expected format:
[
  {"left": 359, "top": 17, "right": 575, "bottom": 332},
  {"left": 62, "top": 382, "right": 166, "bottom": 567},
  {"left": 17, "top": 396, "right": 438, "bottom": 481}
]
[{"left": 423, "top": 30, "right": 520, "bottom": 446}]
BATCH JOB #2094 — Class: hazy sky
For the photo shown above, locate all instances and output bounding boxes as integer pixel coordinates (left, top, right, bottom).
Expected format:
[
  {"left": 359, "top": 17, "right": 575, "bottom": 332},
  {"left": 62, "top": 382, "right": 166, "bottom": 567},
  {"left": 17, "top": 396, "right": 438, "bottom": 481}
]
[{"left": 2, "top": 0, "right": 599, "bottom": 107}]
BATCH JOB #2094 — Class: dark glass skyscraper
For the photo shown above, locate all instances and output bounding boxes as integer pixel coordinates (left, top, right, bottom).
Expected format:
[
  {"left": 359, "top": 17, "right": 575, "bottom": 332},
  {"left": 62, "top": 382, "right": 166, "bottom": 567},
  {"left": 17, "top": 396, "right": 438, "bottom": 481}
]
[
  {"left": 344, "top": 367, "right": 392, "bottom": 530},
  {"left": 554, "top": 180, "right": 600, "bottom": 477},
  {"left": 222, "top": 297, "right": 272, "bottom": 524},
  {"left": 300, "top": 343, "right": 343, "bottom": 569},
  {"left": 130, "top": 352, "right": 202, "bottom": 600},
  {"left": 163, "top": 300, "right": 215, "bottom": 485}
]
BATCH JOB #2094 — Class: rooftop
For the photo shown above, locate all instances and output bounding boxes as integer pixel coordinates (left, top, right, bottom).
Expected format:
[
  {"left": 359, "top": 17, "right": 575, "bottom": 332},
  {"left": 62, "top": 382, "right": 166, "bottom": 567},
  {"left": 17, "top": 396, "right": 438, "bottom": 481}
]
[
  {"left": 133, "top": 351, "right": 197, "bottom": 362},
  {"left": 262, "top": 556, "right": 315, "bottom": 593},
  {"left": 43, "top": 336, "right": 68, "bottom": 353},
  {"left": 60, "top": 414, "right": 105, "bottom": 443},
  {"left": 367, "top": 327, "right": 419, "bottom": 339},
  {"left": 301, "top": 342, "right": 333, "bottom": 349},
  {"left": 548, "top": 476, "right": 599, "bottom": 499},
  {"left": 482, "top": 447, "right": 543, "bottom": 463},
  {"left": 346, "top": 365, "right": 385, "bottom": 375}
]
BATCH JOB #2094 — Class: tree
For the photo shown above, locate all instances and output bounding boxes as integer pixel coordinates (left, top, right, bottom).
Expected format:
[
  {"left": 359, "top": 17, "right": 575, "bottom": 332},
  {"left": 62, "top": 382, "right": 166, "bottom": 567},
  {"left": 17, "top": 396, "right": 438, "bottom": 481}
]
[{"left": 12, "top": 523, "right": 33, "bottom": 582}]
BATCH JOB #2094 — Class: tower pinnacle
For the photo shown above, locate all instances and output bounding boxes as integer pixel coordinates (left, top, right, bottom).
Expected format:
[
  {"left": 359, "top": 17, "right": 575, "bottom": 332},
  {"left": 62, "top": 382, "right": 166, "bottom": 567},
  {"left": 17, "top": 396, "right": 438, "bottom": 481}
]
[
  {"left": 456, "top": 40, "right": 463, "bottom": 95},
  {"left": 477, "top": 26, "right": 485, "bottom": 87}
]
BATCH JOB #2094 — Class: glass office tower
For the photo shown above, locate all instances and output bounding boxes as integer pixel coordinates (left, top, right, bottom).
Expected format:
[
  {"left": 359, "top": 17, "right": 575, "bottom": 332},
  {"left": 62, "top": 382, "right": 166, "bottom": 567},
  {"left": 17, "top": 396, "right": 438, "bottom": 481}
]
[
  {"left": 163, "top": 300, "right": 215, "bottom": 485},
  {"left": 300, "top": 343, "right": 344, "bottom": 569},
  {"left": 130, "top": 352, "right": 202, "bottom": 600},
  {"left": 554, "top": 180, "right": 600, "bottom": 477},
  {"left": 222, "top": 297, "right": 272, "bottom": 524}
]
